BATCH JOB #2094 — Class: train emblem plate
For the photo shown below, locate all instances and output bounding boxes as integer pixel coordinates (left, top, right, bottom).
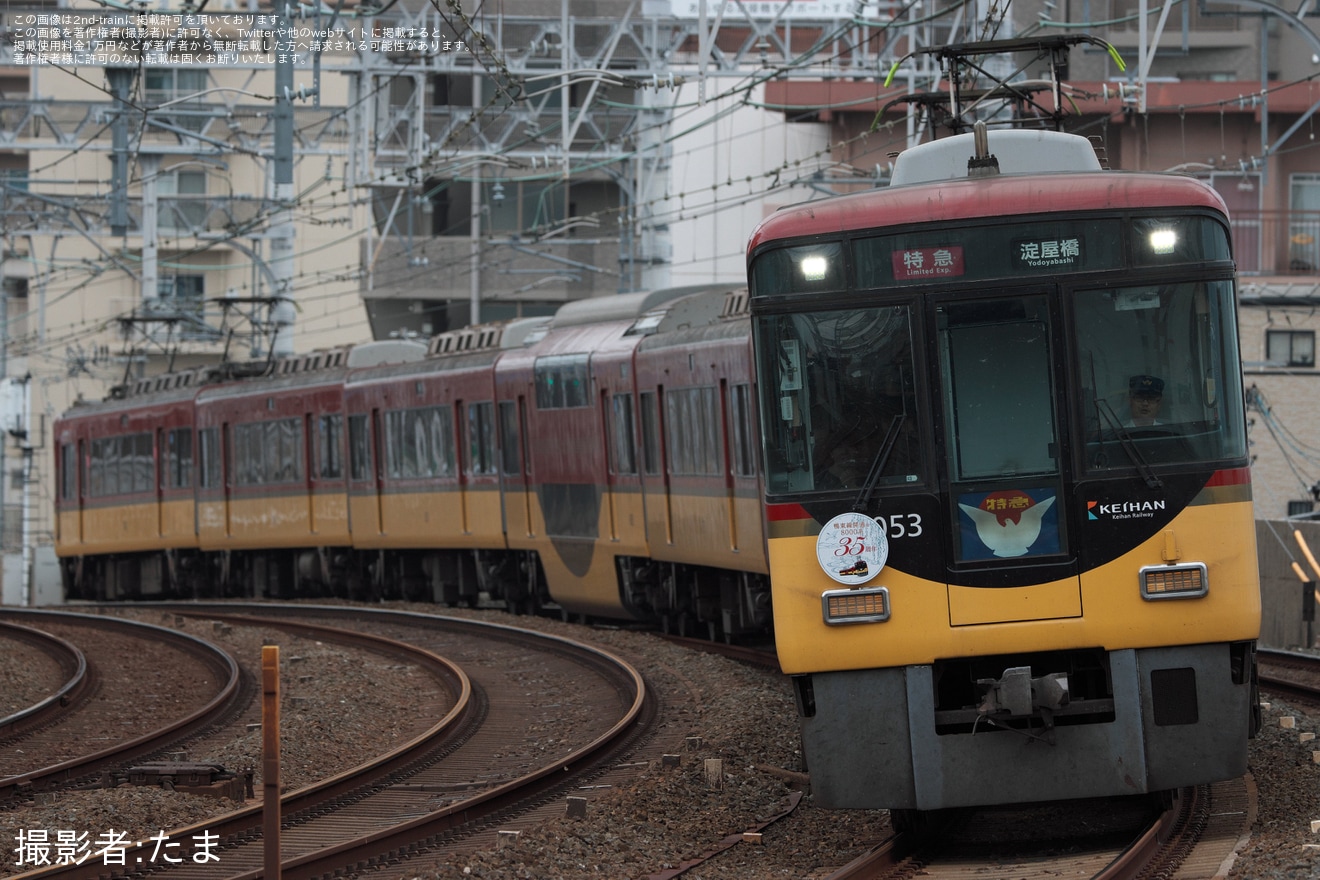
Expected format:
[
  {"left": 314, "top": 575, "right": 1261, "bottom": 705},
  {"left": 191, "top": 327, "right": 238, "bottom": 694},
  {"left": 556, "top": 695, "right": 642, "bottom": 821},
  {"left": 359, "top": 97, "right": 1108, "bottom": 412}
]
[{"left": 816, "top": 512, "right": 888, "bottom": 584}]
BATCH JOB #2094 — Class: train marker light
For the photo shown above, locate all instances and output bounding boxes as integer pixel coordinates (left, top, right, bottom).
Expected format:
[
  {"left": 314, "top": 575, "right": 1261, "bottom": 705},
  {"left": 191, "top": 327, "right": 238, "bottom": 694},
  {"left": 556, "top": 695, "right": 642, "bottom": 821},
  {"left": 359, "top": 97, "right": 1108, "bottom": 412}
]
[
  {"left": 1140, "top": 562, "right": 1207, "bottom": 599},
  {"left": 1149, "top": 228, "right": 1178, "bottom": 254},
  {"left": 822, "top": 586, "right": 890, "bottom": 625},
  {"left": 800, "top": 255, "right": 829, "bottom": 281}
]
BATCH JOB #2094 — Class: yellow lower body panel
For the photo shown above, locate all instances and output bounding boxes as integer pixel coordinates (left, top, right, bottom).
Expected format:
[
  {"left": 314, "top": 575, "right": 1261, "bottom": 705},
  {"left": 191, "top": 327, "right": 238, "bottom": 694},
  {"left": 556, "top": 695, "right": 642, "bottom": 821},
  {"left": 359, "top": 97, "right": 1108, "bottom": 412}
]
[{"left": 773, "top": 500, "right": 1260, "bottom": 675}]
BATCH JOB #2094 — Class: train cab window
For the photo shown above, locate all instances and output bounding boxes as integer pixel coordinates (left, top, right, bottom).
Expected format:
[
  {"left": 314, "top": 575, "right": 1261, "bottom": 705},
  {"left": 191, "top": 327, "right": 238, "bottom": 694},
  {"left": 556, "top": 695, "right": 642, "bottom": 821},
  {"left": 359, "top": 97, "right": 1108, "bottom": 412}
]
[
  {"left": 608, "top": 393, "right": 637, "bottom": 476},
  {"left": 938, "top": 295, "right": 1065, "bottom": 562},
  {"left": 1075, "top": 280, "right": 1247, "bottom": 471},
  {"left": 349, "top": 415, "right": 371, "bottom": 481},
  {"left": 639, "top": 391, "right": 661, "bottom": 476},
  {"left": 198, "top": 427, "right": 220, "bottom": 489},
  {"left": 755, "top": 305, "right": 921, "bottom": 496}
]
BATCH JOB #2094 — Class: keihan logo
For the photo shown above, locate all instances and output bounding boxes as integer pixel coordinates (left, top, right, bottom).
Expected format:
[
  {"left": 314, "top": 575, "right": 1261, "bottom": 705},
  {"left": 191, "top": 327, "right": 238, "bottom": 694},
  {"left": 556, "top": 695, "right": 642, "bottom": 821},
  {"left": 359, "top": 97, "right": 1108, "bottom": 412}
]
[{"left": 1088, "top": 499, "right": 1166, "bottom": 520}]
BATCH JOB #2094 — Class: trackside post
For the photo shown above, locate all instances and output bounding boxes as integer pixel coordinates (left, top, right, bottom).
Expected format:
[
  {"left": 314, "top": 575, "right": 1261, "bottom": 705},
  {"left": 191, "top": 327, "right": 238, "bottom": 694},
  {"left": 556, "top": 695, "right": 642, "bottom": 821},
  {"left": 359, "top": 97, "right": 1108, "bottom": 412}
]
[{"left": 263, "top": 645, "right": 281, "bottom": 880}]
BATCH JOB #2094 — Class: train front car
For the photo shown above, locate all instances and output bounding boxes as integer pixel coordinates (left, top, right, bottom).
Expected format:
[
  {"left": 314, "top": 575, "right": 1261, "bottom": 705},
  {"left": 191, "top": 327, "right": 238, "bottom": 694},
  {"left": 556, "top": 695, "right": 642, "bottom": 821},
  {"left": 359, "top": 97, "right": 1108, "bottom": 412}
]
[{"left": 747, "top": 129, "right": 1260, "bottom": 821}]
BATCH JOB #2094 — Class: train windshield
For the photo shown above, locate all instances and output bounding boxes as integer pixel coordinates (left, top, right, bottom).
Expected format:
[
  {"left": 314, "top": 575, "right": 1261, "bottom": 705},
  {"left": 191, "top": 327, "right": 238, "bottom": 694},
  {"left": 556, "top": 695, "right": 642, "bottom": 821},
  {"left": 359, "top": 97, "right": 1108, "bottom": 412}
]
[
  {"left": 1074, "top": 278, "right": 1246, "bottom": 470},
  {"left": 755, "top": 305, "right": 922, "bottom": 496}
]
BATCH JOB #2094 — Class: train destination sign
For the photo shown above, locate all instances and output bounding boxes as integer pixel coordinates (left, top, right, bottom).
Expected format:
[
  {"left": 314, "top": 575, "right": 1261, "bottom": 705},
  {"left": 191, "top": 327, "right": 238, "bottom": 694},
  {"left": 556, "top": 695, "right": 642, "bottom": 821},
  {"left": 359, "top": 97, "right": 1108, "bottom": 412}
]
[
  {"left": 1013, "top": 236, "right": 1083, "bottom": 269},
  {"left": 891, "top": 245, "right": 965, "bottom": 281}
]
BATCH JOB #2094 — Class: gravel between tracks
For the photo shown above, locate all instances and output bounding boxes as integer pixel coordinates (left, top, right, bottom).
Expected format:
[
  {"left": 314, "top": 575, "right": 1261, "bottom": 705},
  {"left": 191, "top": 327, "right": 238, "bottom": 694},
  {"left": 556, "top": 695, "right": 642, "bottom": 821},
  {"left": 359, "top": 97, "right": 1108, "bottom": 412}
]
[{"left": 2, "top": 605, "right": 1317, "bottom": 879}]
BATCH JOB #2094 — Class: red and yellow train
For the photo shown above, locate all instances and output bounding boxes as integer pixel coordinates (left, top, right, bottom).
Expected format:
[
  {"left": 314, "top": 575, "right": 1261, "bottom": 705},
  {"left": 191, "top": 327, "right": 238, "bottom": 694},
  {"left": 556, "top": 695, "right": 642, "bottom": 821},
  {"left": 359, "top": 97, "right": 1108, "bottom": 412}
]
[
  {"left": 54, "top": 284, "right": 770, "bottom": 641},
  {"left": 54, "top": 123, "right": 1262, "bottom": 822}
]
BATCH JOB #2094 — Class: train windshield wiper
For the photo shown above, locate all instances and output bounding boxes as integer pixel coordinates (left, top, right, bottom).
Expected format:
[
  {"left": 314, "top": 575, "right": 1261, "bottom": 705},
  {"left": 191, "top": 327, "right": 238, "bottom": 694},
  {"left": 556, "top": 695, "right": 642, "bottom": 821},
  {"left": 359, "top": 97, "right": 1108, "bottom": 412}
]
[
  {"left": 1096, "top": 400, "right": 1163, "bottom": 489},
  {"left": 852, "top": 414, "right": 906, "bottom": 513}
]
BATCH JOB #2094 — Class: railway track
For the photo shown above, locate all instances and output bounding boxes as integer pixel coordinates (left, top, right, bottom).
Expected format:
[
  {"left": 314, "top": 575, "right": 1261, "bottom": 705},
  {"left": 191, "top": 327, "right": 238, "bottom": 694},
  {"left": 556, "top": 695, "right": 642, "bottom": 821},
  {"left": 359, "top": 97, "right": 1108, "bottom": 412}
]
[
  {"left": 819, "top": 780, "right": 1254, "bottom": 880},
  {"left": 806, "top": 645, "right": 1320, "bottom": 880},
  {"left": 9, "top": 605, "right": 650, "bottom": 880},
  {"left": 0, "top": 610, "right": 243, "bottom": 802},
  {"left": 0, "top": 620, "right": 89, "bottom": 741},
  {"left": 1258, "top": 647, "right": 1320, "bottom": 705}
]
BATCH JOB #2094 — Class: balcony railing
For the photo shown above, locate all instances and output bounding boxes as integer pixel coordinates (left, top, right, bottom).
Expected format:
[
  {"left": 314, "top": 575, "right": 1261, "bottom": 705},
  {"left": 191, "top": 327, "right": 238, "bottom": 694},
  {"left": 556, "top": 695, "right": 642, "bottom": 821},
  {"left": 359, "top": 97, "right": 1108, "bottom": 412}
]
[{"left": 1229, "top": 211, "right": 1320, "bottom": 278}]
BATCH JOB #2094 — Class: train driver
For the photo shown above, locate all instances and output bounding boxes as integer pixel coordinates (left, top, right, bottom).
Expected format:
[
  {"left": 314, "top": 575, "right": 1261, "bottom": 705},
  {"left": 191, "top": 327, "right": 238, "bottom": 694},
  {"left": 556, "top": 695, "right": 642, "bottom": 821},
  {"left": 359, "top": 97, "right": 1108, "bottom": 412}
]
[{"left": 1123, "top": 374, "right": 1164, "bottom": 428}]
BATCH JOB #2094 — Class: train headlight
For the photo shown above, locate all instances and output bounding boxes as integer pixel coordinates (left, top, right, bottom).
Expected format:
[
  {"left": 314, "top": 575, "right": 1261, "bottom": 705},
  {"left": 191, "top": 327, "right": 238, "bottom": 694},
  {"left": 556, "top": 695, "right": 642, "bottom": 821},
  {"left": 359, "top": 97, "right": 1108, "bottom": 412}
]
[
  {"left": 1148, "top": 228, "right": 1178, "bottom": 254},
  {"left": 1139, "top": 562, "right": 1208, "bottom": 600},
  {"left": 800, "top": 254, "right": 829, "bottom": 281},
  {"left": 822, "top": 586, "right": 890, "bottom": 625}
]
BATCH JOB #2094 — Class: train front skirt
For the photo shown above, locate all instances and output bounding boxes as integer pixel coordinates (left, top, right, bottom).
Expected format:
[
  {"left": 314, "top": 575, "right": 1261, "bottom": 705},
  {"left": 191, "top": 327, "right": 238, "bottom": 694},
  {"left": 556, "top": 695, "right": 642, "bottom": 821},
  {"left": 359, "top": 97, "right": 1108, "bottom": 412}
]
[{"left": 795, "top": 641, "right": 1254, "bottom": 810}]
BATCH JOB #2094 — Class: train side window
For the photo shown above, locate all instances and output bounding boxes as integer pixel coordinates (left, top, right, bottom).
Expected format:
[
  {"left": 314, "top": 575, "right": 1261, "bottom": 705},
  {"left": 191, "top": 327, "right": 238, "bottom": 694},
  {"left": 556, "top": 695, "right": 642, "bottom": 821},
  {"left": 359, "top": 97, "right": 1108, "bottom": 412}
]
[
  {"left": 317, "top": 415, "right": 344, "bottom": 480},
  {"left": 467, "top": 401, "right": 497, "bottom": 476},
  {"left": 349, "top": 415, "right": 371, "bottom": 481},
  {"left": 198, "top": 427, "right": 220, "bottom": 489},
  {"left": 233, "top": 423, "right": 261, "bottom": 485},
  {"left": 498, "top": 400, "right": 521, "bottom": 476},
  {"left": 277, "top": 418, "right": 302, "bottom": 482},
  {"left": 165, "top": 428, "right": 193, "bottom": 489},
  {"left": 609, "top": 393, "right": 637, "bottom": 476},
  {"left": 535, "top": 354, "right": 591, "bottom": 409},
  {"left": 88, "top": 438, "right": 103, "bottom": 497},
  {"left": 729, "top": 383, "right": 756, "bottom": 477},
  {"left": 666, "top": 387, "right": 721, "bottom": 476},
  {"left": 383, "top": 411, "right": 407, "bottom": 478},
  {"left": 58, "top": 443, "right": 76, "bottom": 500},
  {"left": 639, "top": 391, "right": 661, "bottom": 476},
  {"left": 134, "top": 433, "right": 153, "bottom": 494},
  {"left": 430, "top": 406, "right": 456, "bottom": 476}
]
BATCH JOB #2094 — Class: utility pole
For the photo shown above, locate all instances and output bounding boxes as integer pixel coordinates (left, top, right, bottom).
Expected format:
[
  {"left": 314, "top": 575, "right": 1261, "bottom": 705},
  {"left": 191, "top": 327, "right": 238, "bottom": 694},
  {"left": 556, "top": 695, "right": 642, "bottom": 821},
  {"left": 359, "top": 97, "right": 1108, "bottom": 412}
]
[
  {"left": 270, "top": 1, "right": 297, "bottom": 357},
  {"left": 0, "top": 233, "right": 5, "bottom": 602}
]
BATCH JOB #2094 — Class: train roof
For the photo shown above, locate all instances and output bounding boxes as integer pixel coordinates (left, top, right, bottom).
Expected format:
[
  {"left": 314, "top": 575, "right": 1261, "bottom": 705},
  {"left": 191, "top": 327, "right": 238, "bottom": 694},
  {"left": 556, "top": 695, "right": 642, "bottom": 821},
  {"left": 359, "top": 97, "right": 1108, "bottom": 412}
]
[
  {"left": 625, "top": 284, "right": 745, "bottom": 335},
  {"left": 550, "top": 284, "right": 739, "bottom": 329},
  {"left": 747, "top": 132, "right": 1227, "bottom": 257}
]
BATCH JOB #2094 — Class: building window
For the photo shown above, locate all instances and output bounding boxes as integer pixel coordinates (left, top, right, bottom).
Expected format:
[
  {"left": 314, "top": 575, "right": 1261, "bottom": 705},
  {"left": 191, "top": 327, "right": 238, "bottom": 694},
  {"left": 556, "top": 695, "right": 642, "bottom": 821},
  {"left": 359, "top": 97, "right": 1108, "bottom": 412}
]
[
  {"left": 1290, "top": 174, "right": 1320, "bottom": 271},
  {"left": 1266, "top": 329, "right": 1315, "bottom": 367},
  {"left": 155, "top": 273, "right": 206, "bottom": 329},
  {"left": 158, "top": 168, "right": 208, "bottom": 233},
  {"left": 145, "top": 68, "right": 210, "bottom": 133}
]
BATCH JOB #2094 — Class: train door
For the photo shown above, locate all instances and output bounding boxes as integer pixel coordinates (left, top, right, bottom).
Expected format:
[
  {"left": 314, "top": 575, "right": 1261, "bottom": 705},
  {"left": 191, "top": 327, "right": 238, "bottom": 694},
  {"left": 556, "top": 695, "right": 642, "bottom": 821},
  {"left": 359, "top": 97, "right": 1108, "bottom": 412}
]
[
  {"left": 935, "top": 292, "right": 1080, "bottom": 621},
  {"left": 372, "top": 409, "right": 386, "bottom": 533},
  {"left": 498, "top": 397, "right": 533, "bottom": 538},
  {"left": 456, "top": 399, "right": 471, "bottom": 534},
  {"left": 77, "top": 438, "right": 86, "bottom": 545},
  {"left": 639, "top": 387, "right": 673, "bottom": 545},
  {"left": 719, "top": 379, "right": 738, "bottom": 551},
  {"left": 222, "top": 422, "right": 233, "bottom": 538},
  {"left": 304, "top": 413, "right": 315, "bottom": 534},
  {"left": 347, "top": 412, "right": 381, "bottom": 535},
  {"left": 599, "top": 389, "right": 619, "bottom": 541},
  {"left": 155, "top": 427, "right": 165, "bottom": 538}
]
